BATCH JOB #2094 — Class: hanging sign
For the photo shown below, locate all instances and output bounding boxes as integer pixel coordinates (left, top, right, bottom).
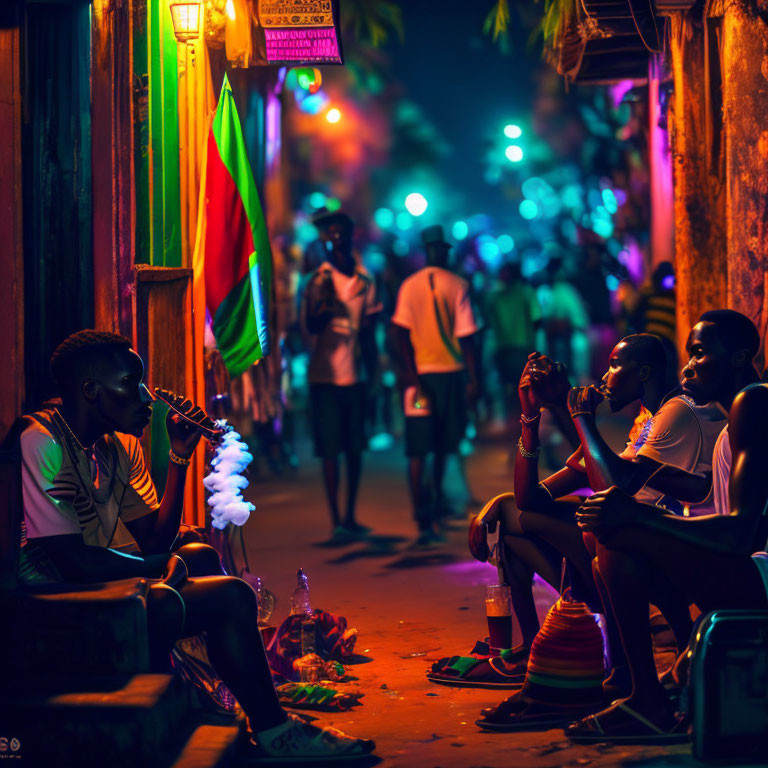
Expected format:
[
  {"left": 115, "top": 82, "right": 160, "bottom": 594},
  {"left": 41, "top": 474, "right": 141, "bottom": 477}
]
[{"left": 258, "top": 0, "right": 343, "bottom": 64}]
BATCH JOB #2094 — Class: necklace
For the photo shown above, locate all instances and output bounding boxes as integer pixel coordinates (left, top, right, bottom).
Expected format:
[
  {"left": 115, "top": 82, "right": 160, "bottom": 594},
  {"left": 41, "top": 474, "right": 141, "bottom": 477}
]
[{"left": 54, "top": 408, "right": 92, "bottom": 453}]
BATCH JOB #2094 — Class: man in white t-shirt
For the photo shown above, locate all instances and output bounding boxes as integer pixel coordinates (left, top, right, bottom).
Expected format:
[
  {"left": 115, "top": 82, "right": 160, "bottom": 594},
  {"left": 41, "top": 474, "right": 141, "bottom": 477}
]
[
  {"left": 391, "top": 225, "right": 478, "bottom": 546},
  {"left": 301, "top": 212, "right": 380, "bottom": 542},
  {"left": 15, "top": 329, "right": 374, "bottom": 761},
  {"left": 570, "top": 310, "right": 768, "bottom": 744}
]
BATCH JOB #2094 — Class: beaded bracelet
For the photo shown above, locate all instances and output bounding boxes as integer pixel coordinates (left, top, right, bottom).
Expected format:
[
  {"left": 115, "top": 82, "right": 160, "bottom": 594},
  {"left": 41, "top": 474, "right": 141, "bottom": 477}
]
[
  {"left": 169, "top": 449, "right": 192, "bottom": 467},
  {"left": 517, "top": 436, "right": 540, "bottom": 459}
]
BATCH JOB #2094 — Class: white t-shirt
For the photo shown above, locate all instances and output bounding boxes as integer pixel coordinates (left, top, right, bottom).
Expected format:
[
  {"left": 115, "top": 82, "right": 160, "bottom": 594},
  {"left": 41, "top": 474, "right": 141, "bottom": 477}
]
[
  {"left": 711, "top": 425, "right": 732, "bottom": 517},
  {"left": 619, "top": 395, "right": 726, "bottom": 514},
  {"left": 301, "top": 262, "right": 380, "bottom": 386},
  {"left": 20, "top": 410, "right": 158, "bottom": 550},
  {"left": 391, "top": 267, "right": 478, "bottom": 374}
]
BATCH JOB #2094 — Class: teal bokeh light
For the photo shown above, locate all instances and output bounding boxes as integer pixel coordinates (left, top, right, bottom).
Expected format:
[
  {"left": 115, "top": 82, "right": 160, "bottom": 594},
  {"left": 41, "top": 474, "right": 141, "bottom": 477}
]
[
  {"left": 308, "top": 191, "right": 326, "bottom": 209},
  {"left": 396, "top": 212, "right": 413, "bottom": 231},
  {"left": 452, "top": 220, "right": 469, "bottom": 240},
  {"left": 497, "top": 234, "right": 515, "bottom": 253},
  {"left": 504, "top": 124, "right": 522, "bottom": 139},
  {"left": 374, "top": 207, "right": 394, "bottom": 229},
  {"left": 505, "top": 145, "right": 524, "bottom": 163},
  {"left": 519, "top": 200, "right": 538, "bottom": 220}
]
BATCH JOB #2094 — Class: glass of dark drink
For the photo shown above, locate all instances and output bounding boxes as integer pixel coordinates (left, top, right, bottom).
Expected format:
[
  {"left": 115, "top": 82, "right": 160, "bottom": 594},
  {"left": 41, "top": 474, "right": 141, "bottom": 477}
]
[{"left": 485, "top": 584, "right": 513, "bottom": 650}]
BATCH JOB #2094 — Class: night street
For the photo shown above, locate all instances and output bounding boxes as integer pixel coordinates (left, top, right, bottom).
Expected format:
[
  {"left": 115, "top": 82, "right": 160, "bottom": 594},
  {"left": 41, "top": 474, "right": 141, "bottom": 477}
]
[{"left": 243, "top": 427, "right": 697, "bottom": 768}]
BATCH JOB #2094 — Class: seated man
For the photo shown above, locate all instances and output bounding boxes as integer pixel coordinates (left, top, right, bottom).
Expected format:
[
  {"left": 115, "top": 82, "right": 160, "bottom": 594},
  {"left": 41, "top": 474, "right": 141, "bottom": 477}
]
[
  {"left": 19, "top": 330, "right": 374, "bottom": 763},
  {"left": 569, "top": 309, "right": 768, "bottom": 743},
  {"left": 472, "top": 334, "right": 723, "bottom": 671}
]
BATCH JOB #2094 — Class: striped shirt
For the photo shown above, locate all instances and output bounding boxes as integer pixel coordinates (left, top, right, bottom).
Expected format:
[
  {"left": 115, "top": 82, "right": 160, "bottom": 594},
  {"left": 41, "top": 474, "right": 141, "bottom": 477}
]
[{"left": 18, "top": 409, "right": 158, "bottom": 582}]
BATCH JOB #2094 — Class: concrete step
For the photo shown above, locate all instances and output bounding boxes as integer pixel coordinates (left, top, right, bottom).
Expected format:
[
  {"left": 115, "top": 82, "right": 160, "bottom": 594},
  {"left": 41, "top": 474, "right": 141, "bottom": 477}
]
[
  {"left": 169, "top": 722, "right": 245, "bottom": 768},
  {"left": 2, "top": 673, "right": 193, "bottom": 768}
]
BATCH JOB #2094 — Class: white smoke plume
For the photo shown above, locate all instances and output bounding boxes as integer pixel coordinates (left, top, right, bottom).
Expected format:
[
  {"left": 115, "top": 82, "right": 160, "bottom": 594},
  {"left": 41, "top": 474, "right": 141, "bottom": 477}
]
[{"left": 203, "top": 423, "right": 255, "bottom": 529}]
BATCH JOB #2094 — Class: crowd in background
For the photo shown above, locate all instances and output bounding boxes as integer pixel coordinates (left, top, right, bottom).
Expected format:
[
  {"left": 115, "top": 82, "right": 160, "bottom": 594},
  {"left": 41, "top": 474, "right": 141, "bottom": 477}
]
[{"left": 205, "top": 212, "right": 678, "bottom": 497}]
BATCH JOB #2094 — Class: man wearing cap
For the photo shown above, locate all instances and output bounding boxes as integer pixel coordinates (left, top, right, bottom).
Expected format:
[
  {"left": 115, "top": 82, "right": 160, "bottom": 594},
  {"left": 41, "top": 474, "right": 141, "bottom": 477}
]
[
  {"left": 391, "top": 225, "right": 479, "bottom": 546},
  {"left": 301, "top": 211, "right": 380, "bottom": 542}
]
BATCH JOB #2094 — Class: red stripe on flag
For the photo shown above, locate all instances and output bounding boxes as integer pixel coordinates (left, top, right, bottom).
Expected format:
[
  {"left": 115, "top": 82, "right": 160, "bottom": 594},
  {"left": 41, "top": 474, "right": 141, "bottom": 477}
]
[{"left": 203, "top": 130, "right": 255, "bottom": 317}]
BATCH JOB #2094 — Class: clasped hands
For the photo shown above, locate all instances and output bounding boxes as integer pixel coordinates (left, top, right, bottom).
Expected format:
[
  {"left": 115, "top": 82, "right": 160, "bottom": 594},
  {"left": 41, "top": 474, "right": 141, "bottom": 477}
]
[
  {"left": 518, "top": 352, "right": 571, "bottom": 415},
  {"left": 576, "top": 486, "right": 640, "bottom": 540}
]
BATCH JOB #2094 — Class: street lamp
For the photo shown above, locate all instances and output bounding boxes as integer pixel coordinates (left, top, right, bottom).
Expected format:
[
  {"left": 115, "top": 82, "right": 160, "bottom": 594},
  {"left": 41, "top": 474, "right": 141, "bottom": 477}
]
[{"left": 169, "top": 1, "right": 201, "bottom": 43}]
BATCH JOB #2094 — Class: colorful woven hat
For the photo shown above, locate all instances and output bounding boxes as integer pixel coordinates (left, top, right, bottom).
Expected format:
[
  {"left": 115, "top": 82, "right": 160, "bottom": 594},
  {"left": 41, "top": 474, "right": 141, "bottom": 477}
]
[{"left": 519, "top": 597, "right": 606, "bottom": 706}]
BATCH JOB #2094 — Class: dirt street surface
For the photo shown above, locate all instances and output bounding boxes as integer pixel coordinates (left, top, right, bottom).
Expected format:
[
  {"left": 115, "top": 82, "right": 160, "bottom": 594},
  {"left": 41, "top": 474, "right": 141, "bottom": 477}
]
[{"left": 243, "top": 434, "right": 707, "bottom": 768}]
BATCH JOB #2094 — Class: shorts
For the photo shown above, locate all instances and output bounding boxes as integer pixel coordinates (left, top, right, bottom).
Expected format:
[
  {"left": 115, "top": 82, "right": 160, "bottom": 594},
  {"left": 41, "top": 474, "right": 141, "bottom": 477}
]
[
  {"left": 309, "top": 383, "right": 366, "bottom": 458},
  {"left": 404, "top": 371, "right": 467, "bottom": 457}
]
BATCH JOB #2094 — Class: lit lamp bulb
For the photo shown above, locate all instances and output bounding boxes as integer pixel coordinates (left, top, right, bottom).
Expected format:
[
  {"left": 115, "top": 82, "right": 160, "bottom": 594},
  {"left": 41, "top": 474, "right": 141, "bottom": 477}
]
[
  {"left": 326, "top": 107, "right": 341, "bottom": 124},
  {"left": 169, "top": 1, "right": 202, "bottom": 43}
]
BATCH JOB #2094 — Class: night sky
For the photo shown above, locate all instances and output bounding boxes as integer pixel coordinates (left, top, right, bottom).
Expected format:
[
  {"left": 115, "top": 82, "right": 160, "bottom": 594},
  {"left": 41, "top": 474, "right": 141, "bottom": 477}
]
[{"left": 383, "top": 1, "right": 539, "bottom": 227}]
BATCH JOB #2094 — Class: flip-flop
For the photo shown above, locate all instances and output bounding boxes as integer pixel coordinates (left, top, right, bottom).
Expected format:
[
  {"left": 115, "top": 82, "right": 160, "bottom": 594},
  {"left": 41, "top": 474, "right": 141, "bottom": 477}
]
[
  {"left": 429, "top": 641, "right": 529, "bottom": 671},
  {"left": 566, "top": 701, "right": 689, "bottom": 745},
  {"left": 476, "top": 691, "right": 603, "bottom": 732},
  {"left": 427, "top": 654, "right": 526, "bottom": 689}
]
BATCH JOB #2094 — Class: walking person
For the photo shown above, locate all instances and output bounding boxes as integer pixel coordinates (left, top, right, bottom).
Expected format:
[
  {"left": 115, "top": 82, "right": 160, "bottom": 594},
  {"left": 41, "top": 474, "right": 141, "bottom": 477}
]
[
  {"left": 391, "top": 225, "right": 479, "bottom": 547},
  {"left": 300, "top": 211, "right": 380, "bottom": 543}
]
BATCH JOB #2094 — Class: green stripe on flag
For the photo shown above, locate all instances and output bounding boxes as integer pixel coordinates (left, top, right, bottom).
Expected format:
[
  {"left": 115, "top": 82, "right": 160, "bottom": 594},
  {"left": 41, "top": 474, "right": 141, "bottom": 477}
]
[{"left": 212, "top": 272, "right": 262, "bottom": 377}]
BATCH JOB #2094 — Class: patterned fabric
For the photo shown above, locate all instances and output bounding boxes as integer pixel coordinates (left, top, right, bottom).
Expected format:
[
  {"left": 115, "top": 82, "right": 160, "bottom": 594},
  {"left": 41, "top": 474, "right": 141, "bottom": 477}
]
[
  {"left": 268, "top": 609, "right": 358, "bottom": 682},
  {"left": 18, "top": 409, "right": 159, "bottom": 582}
]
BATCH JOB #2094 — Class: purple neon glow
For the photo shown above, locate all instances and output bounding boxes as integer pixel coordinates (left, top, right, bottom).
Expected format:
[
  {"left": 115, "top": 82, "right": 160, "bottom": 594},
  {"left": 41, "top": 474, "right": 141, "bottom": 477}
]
[
  {"left": 265, "top": 92, "right": 281, "bottom": 171},
  {"left": 610, "top": 79, "right": 634, "bottom": 109}
]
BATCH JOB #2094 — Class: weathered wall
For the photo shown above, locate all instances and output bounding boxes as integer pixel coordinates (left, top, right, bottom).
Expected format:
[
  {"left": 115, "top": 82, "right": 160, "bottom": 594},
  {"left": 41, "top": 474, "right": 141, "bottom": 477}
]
[
  {"left": 722, "top": 0, "right": 768, "bottom": 367},
  {"left": 0, "top": 5, "right": 24, "bottom": 436},
  {"left": 668, "top": 12, "right": 728, "bottom": 354}
]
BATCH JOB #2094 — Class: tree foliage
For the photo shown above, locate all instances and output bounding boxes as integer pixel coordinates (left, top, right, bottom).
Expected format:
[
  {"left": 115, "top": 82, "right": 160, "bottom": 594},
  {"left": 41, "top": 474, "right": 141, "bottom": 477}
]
[{"left": 342, "top": 0, "right": 405, "bottom": 48}]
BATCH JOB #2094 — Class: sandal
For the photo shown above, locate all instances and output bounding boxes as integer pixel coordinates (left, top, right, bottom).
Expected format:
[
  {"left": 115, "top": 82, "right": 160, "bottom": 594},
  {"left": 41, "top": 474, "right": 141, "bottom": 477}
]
[
  {"left": 247, "top": 713, "right": 375, "bottom": 763},
  {"left": 429, "top": 640, "right": 528, "bottom": 671},
  {"left": 566, "top": 701, "right": 689, "bottom": 745},
  {"left": 427, "top": 650, "right": 527, "bottom": 689},
  {"left": 476, "top": 690, "right": 603, "bottom": 732}
]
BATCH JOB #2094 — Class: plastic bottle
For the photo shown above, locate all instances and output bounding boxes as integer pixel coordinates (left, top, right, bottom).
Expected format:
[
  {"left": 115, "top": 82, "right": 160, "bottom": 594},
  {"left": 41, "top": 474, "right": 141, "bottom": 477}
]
[
  {"left": 290, "top": 569, "right": 316, "bottom": 658},
  {"left": 290, "top": 569, "right": 312, "bottom": 616}
]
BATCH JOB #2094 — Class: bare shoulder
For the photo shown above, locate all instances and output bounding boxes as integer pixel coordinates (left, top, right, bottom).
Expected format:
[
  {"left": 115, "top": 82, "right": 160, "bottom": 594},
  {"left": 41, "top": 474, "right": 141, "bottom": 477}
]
[
  {"left": 732, "top": 382, "right": 768, "bottom": 415},
  {"left": 730, "top": 383, "right": 768, "bottom": 443}
]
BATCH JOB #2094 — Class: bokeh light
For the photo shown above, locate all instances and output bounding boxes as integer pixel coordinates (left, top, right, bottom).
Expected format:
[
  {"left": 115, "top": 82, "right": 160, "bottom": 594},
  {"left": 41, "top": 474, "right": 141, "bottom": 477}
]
[
  {"left": 393, "top": 238, "right": 410, "bottom": 256},
  {"left": 396, "top": 212, "right": 413, "bottom": 230},
  {"left": 326, "top": 197, "right": 341, "bottom": 212},
  {"left": 452, "top": 220, "right": 469, "bottom": 240},
  {"left": 505, "top": 145, "right": 524, "bottom": 163},
  {"left": 477, "top": 235, "right": 501, "bottom": 267},
  {"left": 497, "top": 234, "right": 515, "bottom": 253},
  {"left": 308, "top": 191, "right": 326, "bottom": 209},
  {"left": 504, "top": 124, "right": 522, "bottom": 139},
  {"left": 374, "top": 208, "right": 394, "bottom": 229},
  {"left": 325, "top": 107, "right": 341, "bottom": 124},
  {"left": 404, "top": 192, "right": 428, "bottom": 216},
  {"left": 519, "top": 200, "right": 538, "bottom": 220},
  {"left": 602, "top": 188, "right": 618, "bottom": 214},
  {"left": 298, "top": 92, "right": 329, "bottom": 114}
]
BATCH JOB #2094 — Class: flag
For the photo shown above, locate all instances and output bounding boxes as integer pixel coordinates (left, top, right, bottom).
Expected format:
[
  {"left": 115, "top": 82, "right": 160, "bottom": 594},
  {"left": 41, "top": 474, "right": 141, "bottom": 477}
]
[{"left": 204, "top": 74, "right": 272, "bottom": 376}]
